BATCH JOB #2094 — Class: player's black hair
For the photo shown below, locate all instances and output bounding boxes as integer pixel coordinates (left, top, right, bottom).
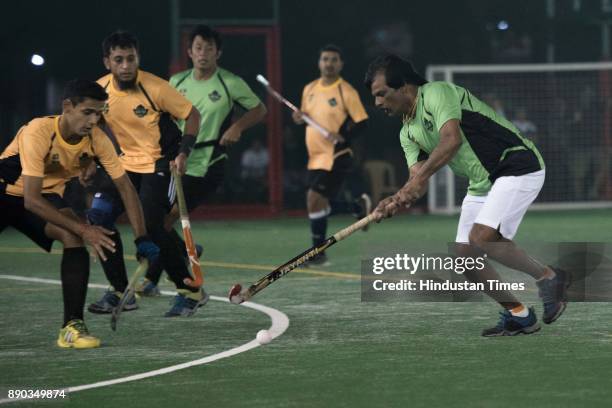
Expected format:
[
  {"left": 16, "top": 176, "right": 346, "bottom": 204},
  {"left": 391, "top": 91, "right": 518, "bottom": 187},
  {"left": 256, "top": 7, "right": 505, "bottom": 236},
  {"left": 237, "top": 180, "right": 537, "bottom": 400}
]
[
  {"left": 189, "top": 25, "right": 223, "bottom": 50},
  {"left": 102, "top": 30, "right": 139, "bottom": 57},
  {"left": 364, "top": 54, "right": 427, "bottom": 90},
  {"left": 319, "top": 44, "right": 343, "bottom": 60},
  {"left": 63, "top": 79, "right": 108, "bottom": 106}
]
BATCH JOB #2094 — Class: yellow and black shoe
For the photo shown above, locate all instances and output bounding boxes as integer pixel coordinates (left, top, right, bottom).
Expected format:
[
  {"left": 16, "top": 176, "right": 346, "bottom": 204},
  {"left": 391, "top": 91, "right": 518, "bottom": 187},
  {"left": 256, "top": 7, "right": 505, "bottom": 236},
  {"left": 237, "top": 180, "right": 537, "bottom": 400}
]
[{"left": 57, "top": 319, "right": 101, "bottom": 349}]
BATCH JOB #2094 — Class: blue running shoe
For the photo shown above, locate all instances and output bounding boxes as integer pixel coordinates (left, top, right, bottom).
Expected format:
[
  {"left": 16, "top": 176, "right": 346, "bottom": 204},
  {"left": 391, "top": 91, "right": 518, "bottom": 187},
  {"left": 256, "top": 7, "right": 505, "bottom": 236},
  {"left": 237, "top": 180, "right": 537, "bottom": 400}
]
[
  {"left": 164, "top": 288, "right": 210, "bottom": 317},
  {"left": 537, "top": 267, "right": 571, "bottom": 324},
  {"left": 482, "top": 307, "right": 540, "bottom": 337},
  {"left": 88, "top": 289, "right": 138, "bottom": 314},
  {"left": 135, "top": 279, "right": 161, "bottom": 297}
]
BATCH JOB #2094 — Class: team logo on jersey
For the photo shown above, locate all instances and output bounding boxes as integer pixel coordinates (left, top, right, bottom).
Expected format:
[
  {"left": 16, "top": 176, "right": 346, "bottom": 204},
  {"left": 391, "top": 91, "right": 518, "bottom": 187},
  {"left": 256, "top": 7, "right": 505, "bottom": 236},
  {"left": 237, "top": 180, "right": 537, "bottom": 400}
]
[
  {"left": 423, "top": 118, "right": 434, "bottom": 132},
  {"left": 78, "top": 152, "right": 91, "bottom": 168},
  {"left": 178, "top": 88, "right": 187, "bottom": 96},
  {"left": 328, "top": 98, "right": 338, "bottom": 107},
  {"left": 209, "top": 90, "right": 222, "bottom": 102},
  {"left": 45, "top": 152, "right": 62, "bottom": 172},
  {"left": 133, "top": 105, "right": 148, "bottom": 118}
]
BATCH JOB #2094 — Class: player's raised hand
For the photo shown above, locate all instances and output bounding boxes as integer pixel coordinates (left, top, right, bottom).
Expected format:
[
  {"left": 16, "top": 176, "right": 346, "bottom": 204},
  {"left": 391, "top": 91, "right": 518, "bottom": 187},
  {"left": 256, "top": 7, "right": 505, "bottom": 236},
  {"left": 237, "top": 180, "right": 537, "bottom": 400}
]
[
  {"left": 219, "top": 126, "right": 242, "bottom": 146},
  {"left": 79, "top": 224, "right": 116, "bottom": 261},
  {"left": 292, "top": 110, "right": 305, "bottom": 125}
]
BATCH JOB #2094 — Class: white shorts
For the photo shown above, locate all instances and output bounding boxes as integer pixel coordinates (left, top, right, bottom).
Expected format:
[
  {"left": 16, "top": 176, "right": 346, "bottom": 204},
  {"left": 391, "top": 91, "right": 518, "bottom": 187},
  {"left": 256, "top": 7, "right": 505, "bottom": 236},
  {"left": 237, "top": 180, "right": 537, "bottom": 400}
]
[{"left": 455, "top": 170, "right": 545, "bottom": 243}]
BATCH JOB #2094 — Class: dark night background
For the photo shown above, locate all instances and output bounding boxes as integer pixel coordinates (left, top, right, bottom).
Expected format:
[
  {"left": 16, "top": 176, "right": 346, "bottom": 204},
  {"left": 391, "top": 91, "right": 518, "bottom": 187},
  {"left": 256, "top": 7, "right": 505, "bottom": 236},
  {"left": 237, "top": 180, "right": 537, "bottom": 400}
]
[{"left": 1, "top": 0, "right": 609, "bottom": 209}]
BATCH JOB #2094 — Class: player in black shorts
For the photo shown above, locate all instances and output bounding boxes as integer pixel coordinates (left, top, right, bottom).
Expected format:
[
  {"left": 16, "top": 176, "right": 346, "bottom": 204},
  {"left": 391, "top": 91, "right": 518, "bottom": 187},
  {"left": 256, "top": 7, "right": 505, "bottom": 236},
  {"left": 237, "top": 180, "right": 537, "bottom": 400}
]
[{"left": 0, "top": 79, "right": 158, "bottom": 348}]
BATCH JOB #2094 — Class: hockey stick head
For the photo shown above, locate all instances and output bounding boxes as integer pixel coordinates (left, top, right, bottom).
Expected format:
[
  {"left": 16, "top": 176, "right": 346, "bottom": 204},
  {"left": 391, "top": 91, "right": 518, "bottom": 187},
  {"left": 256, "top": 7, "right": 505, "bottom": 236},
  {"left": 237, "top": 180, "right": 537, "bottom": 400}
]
[
  {"left": 256, "top": 74, "right": 269, "bottom": 86},
  {"left": 228, "top": 283, "right": 245, "bottom": 304}
]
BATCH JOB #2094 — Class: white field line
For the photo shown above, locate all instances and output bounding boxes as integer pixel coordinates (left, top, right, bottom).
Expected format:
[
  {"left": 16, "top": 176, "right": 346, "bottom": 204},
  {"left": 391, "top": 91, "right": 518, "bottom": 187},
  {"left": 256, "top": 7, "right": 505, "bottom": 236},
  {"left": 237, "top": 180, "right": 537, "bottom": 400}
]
[{"left": 0, "top": 274, "right": 290, "bottom": 404}]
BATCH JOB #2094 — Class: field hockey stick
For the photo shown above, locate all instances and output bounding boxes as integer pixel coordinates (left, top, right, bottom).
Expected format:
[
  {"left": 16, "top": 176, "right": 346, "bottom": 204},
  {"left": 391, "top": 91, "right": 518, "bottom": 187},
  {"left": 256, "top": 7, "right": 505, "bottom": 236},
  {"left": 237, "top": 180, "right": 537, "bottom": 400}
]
[
  {"left": 256, "top": 74, "right": 336, "bottom": 143},
  {"left": 228, "top": 213, "right": 378, "bottom": 304},
  {"left": 111, "top": 261, "right": 148, "bottom": 331},
  {"left": 172, "top": 168, "right": 203, "bottom": 289}
]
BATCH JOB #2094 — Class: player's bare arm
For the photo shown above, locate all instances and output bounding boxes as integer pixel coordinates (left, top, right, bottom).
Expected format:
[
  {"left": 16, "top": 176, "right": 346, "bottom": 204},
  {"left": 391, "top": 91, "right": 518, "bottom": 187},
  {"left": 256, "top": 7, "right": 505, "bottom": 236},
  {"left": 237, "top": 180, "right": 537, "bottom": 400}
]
[
  {"left": 220, "top": 102, "right": 267, "bottom": 146},
  {"left": 375, "top": 121, "right": 460, "bottom": 219},
  {"left": 112, "top": 173, "right": 147, "bottom": 239},
  {"left": 174, "top": 106, "right": 201, "bottom": 175},
  {"left": 22, "top": 175, "right": 116, "bottom": 260},
  {"left": 398, "top": 119, "right": 462, "bottom": 204}
]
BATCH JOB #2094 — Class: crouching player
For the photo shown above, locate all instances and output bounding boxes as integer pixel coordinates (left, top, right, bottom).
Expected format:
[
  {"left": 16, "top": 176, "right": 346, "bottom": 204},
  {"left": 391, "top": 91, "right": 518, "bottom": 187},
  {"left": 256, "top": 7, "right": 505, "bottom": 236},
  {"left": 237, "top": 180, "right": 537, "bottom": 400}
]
[{"left": 0, "top": 79, "right": 159, "bottom": 348}]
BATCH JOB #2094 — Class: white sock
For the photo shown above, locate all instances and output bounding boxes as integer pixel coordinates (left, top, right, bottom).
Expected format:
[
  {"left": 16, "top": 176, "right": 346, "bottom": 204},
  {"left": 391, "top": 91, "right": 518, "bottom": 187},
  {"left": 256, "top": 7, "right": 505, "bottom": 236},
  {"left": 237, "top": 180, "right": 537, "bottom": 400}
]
[{"left": 510, "top": 305, "right": 529, "bottom": 317}]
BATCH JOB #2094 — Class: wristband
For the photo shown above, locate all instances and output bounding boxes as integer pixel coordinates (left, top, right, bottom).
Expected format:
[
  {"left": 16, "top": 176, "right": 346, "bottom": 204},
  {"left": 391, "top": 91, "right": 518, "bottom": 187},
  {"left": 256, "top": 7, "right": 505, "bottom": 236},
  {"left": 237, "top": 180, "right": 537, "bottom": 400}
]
[{"left": 179, "top": 134, "right": 196, "bottom": 156}]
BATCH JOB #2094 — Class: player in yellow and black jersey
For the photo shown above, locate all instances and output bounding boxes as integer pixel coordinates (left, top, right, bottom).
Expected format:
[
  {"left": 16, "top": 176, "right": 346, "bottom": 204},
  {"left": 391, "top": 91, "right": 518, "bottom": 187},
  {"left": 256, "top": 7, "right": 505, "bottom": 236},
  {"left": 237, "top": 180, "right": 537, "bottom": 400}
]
[
  {"left": 0, "top": 79, "right": 158, "bottom": 348},
  {"left": 86, "top": 31, "right": 206, "bottom": 317},
  {"left": 292, "top": 44, "right": 370, "bottom": 266}
]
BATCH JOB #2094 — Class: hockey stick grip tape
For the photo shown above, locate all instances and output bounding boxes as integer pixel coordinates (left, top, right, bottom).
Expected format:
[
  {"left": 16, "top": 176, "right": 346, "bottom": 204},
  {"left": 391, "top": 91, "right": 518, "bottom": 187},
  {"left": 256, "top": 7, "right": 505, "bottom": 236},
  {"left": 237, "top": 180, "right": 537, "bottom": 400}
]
[{"left": 333, "top": 213, "right": 378, "bottom": 241}]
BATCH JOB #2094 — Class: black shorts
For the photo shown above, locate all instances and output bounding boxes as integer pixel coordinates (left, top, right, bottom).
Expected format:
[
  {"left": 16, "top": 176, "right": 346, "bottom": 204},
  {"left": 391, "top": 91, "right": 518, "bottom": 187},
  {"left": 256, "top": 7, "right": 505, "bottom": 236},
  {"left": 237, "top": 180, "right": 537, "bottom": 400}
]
[
  {"left": 0, "top": 192, "right": 69, "bottom": 252},
  {"left": 92, "top": 169, "right": 174, "bottom": 225},
  {"left": 307, "top": 153, "right": 353, "bottom": 199},
  {"left": 180, "top": 160, "right": 225, "bottom": 212}
]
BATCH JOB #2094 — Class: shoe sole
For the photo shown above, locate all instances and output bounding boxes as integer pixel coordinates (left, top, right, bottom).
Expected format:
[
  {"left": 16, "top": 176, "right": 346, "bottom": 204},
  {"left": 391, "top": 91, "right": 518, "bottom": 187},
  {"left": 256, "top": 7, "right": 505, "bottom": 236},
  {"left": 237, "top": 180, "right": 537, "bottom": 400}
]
[
  {"left": 57, "top": 339, "right": 101, "bottom": 349},
  {"left": 137, "top": 290, "right": 161, "bottom": 298},
  {"left": 542, "top": 268, "right": 572, "bottom": 324},
  {"left": 482, "top": 322, "right": 541, "bottom": 337},
  {"left": 165, "top": 292, "right": 211, "bottom": 318},
  {"left": 543, "top": 301, "right": 567, "bottom": 324},
  {"left": 186, "top": 292, "right": 210, "bottom": 317},
  {"left": 88, "top": 304, "right": 139, "bottom": 314}
]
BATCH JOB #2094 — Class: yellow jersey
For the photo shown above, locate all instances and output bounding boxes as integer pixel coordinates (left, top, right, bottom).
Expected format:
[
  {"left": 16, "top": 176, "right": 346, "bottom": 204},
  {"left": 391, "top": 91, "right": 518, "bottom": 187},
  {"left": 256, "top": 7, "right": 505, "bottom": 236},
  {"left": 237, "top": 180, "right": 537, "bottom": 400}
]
[
  {"left": 0, "top": 116, "right": 125, "bottom": 197},
  {"left": 97, "top": 70, "right": 193, "bottom": 173},
  {"left": 300, "top": 78, "right": 368, "bottom": 170}
]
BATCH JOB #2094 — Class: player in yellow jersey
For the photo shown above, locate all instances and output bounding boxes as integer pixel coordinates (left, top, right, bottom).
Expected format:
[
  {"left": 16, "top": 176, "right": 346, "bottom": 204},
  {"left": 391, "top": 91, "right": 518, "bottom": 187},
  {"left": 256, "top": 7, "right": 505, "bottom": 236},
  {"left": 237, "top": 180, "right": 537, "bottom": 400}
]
[
  {"left": 0, "top": 79, "right": 158, "bottom": 348},
  {"left": 86, "top": 31, "right": 205, "bottom": 317},
  {"left": 292, "top": 44, "right": 370, "bottom": 266}
]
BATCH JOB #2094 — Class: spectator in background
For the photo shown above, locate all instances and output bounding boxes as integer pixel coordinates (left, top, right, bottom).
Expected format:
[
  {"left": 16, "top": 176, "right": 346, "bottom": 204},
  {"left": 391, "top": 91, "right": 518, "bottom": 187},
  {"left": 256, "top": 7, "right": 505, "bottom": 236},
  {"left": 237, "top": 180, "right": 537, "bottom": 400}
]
[
  {"left": 241, "top": 138, "right": 269, "bottom": 182},
  {"left": 239, "top": 138, "right": 269, "bottom": 202},
  {"left": 570, "top": 86, "right": 604, "bottom": 200},
  {"left": 512, "top": 107, "right": 538, "bottom": 143},
  {"left": 482, "top": 93, "right": 507, "bottom": 118}
]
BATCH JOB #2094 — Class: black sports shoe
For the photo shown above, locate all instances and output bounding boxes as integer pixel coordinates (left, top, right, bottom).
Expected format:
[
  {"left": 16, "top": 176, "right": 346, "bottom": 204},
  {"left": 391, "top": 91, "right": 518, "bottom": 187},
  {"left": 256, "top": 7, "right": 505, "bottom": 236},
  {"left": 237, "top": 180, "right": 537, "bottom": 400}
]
[
  {"left": 537, "top": 266, "right": 571, "bottom": 324},
  {"left": 88, "top": 289, "right": 138, "bottom": 314},
  {"left": 481, "top": 307, "right": 541, "bottom": 337},
  {"left": 305, "top": 253, "right": 330, "bottom": 268}
]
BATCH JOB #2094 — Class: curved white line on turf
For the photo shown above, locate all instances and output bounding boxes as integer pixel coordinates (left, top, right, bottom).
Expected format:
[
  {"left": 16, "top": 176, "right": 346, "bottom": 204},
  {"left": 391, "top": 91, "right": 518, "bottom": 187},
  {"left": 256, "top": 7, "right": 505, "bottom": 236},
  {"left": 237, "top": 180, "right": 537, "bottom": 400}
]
[{"left": 0, "top": 274, "right": 289, "bottom": 404}]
